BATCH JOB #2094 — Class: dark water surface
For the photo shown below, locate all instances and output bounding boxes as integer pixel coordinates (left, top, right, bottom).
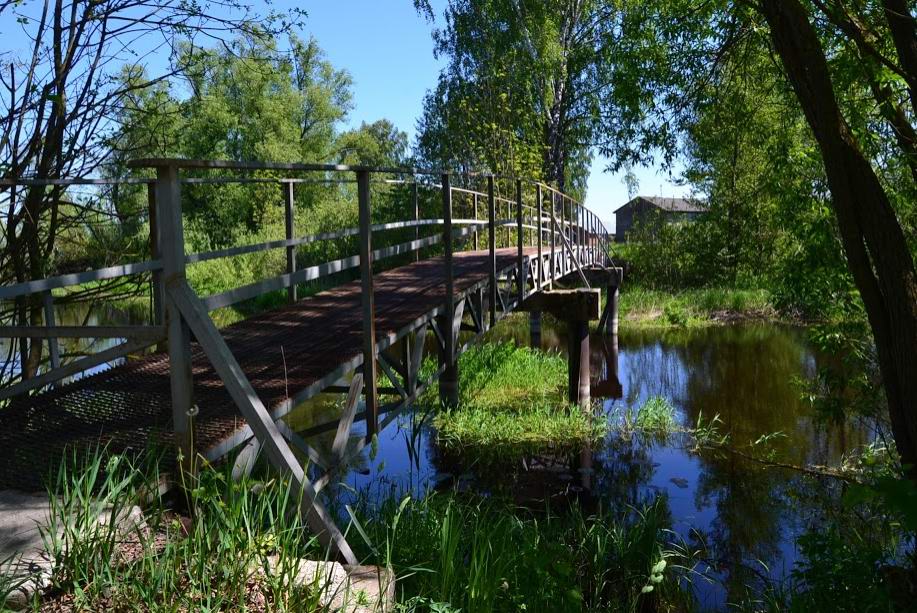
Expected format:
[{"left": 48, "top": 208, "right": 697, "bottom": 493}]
[{"left": 287, "top": 318, "right": 871, "bottom": 610}]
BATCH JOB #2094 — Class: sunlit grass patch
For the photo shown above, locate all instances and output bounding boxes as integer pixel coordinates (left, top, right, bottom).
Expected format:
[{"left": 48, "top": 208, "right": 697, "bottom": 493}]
[
  {"left": 431, "top": 342, "right": 605, "bottom": 455},
  {"left": 618, "top": 286, "right": 774, "bottom": 328}
]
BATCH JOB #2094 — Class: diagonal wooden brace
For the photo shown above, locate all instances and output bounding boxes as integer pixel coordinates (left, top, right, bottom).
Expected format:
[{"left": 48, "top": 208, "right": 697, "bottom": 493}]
[
  {"left": 167, "top": 279, "right": 357, "bottom": 564},
  {"left": 332, "top": 373, "right": 363, "bottom": 462}
]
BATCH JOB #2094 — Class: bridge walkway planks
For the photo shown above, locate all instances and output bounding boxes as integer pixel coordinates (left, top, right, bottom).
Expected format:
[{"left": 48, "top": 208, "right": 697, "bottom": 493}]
[{"left": 0, "top": 248, "right": 535, "bottom": 492}]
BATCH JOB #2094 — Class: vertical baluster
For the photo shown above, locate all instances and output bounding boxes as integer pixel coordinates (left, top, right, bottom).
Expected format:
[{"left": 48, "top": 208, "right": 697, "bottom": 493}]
[
  {"left": 516, "top": 179, "right": 524, "bottom": 304},
  {"left": 536, "top": 184, "right": 543, "bottom": 289},
  {"left": 473, "top": 192, "right": 479, "bottom": 251},
  {"left": 357, "top": 170, "right": 378, "bottom": 436},
  {"left": 487, "top": 176, "right": 497, "bottom": 327},
  {"left": 42, "top": 291, "right": 60, "bottom": 386},
  {"left": 439, "top": 174, "right": 459, "bottom": 405},
  {"left": 283, "top": 181, "right": 297, "bottom": 303},
  {"left": 412, "top": 179, "right": 420, "bottom": 262}
]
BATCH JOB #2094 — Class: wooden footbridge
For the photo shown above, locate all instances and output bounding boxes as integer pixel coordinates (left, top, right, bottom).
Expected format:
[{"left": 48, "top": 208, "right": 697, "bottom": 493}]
[{"left": 0, "top": 159, "right": 620, "bottom": 562}]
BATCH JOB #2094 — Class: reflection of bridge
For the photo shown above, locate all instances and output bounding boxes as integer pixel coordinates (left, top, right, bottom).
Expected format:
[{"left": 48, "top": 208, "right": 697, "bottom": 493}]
[{"left": 0, "top": 159, "right": 621, "bottom": 562}]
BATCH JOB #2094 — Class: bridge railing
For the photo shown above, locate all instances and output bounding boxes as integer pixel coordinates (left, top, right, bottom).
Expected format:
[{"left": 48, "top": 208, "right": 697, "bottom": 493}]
[
  {"left": 0, "top": 158, "right": 612, "bottom": 561},
  {"left": 1, "top": 161, "right": 612, "bottom": 401}
]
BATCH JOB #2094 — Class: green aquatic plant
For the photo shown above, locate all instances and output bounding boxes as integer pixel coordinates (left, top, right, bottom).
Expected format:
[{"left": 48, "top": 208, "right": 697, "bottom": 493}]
[
  {"left": 633, "top": 396, "right": 679, "bottom": 434},
  {"left": 691, "top": 411, "right": 729, "bottom": 450}
]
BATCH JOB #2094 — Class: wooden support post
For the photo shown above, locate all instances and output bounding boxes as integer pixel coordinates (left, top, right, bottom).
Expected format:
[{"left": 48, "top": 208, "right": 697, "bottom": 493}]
[
  {"left": 42, "top": 291, "right": 60, "bottom": 379},
  {"left": 473, "top": 192, "right": 479, "bottom": 251},
  {"left": 409, "top": 323, "right": 427, "bottom": 392},
  {"left": 283, "top": 181, "right": 297, "bottom": 303},
  {"left": 412, "top": 179, "right": 420, "bottom": 262},
  {"left": 156, "top": 163, "right": 194, "bottom": 465},
  {"left": 440, "top": 174, "right": 459, "bottom": 406},
  {"left": 487, "top": 176, "right": 497, "bottom": 328},
  {"left": 558, "top": 193, "right": 565, "bottom": 274},
  {"left": 401, "top": 335, "right": 413, "bottom": 396},
  {"left": 357, "top": 169, "right": 379, "bottom": 436},
  {"left": 550, "top": 192, "right": 558, "bottom": 288},
  {"left": 147, "top": 182, "right": 164, "bottom": 329},
  {"left": 567, "top": 317, "right": 591, "bottom": 409},
  {"left": 516, "top": 179, "right": 524, "bottom": 304},
  {"left": 536, "top": 184, "right": 543, "bottom": 289},
  {"left": 606, "top": 267, "right": 622, "bottom": 336},
  {"left": 167, "top": 279, "right": 356, "bottom": 563}
]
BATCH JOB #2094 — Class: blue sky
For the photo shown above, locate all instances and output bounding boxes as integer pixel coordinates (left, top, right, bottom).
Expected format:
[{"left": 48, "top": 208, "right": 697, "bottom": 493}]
[{"left": 2, "top": 0, "right": 688, "bottom": 229}]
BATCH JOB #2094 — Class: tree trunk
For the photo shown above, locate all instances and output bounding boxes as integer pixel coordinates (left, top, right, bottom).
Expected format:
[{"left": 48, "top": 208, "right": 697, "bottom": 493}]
[{"left": 760, "top": 0, "right": 917, "bottom": 475}]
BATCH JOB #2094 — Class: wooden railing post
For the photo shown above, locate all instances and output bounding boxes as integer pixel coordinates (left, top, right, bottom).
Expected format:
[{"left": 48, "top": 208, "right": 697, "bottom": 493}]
[
  {"left": 412, "top": 179, "right": 420, "bottom": 262},
  {"left": 487, "top": 176, "right": 497, "bottom": 328},
  {"left": 550, "top": 191, "right": 556, "bottom": 289},
  {"left": 357, "top": 169, "right": 379, "bottom": 436},
  {"left": 506, "top": 198, "right": 511, "bottom": 247},
  {"left": 516, "top": 179, "right": 524, "bottom": 304},
  {"left": 439, "top": 173, "right": 459, "bottom": 406},
  {"left": 473, "top": 192, "right": 479, "bottom": 251},
  {"left": 156, "top": 163, "right": 194, "bottom": 464},
  {"left": 283, "top": 181, "right": 297, "bottom": 303},
  {"left": 536, "top": 184, "right": 543, "bottom": 289}
]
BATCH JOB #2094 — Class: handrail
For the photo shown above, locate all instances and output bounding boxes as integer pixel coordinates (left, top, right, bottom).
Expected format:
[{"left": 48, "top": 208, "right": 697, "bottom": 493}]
[
  {"left": 186, "top": 218, "right": 488, "bottom": 265},
  {"left": 0, "top": 157, "right": 609, "bottom": 405},
  {"left": 0, "top": 260, "right": 162, "bottom": 300}
]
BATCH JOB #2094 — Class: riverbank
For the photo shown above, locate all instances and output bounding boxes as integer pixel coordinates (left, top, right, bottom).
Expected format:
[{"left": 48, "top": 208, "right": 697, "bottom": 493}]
[{"left": 618, "top": 286, "right": 778, "bottom": 328}]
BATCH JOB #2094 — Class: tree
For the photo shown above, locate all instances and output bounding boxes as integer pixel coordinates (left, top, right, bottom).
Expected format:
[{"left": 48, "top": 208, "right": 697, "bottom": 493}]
[
  {"left": 0, "top": 0, "right": 302, "bottom": 383},
  {"left": 757, "top": 0, "right": 917, "bottom": 474},
  {"left": 599, "top": 0, "right": 917, "bottom": 472},
  {"left": 416, "top": 0, "right": 621, "bottom": 196},
  {"left": 335, "top": 120, "right": 409, "bottom": 167}
]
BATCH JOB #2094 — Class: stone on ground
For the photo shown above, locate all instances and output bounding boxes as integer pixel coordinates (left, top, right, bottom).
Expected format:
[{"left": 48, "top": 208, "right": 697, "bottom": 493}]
[{"left": 267, "top": 556, "right": 395, "bottom": 612}]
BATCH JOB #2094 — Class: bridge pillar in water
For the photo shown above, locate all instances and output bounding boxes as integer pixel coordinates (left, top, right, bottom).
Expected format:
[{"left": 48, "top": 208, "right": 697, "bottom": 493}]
[
  {"left": 519, "top": 288, "right": 600, "bottom": 409},
  {"left": 604, "top": 267, "right": 623, "bottom": 336},
  {"left": 437, "top": 311, "right": 460, "bottom": 407},
  {"left": 567, "top": 317, "right": 591, "bottom": 408}
]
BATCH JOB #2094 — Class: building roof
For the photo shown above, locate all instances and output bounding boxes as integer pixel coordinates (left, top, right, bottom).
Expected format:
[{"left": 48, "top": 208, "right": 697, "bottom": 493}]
[{"left": 613, "top": 196, "right": 706, "bottom": 214}]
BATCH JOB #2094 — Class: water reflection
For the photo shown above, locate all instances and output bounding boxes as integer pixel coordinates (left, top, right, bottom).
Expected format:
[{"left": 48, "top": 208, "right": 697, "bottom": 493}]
[
  {"left": 0, "top": 300, "right": 151, "bottom": 385},
  {"left": 287, "top": 320, "right": 870, "bottom": 609}
]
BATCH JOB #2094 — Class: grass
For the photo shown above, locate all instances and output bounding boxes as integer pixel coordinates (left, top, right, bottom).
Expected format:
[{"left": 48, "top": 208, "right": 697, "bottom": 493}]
[
  {"left": 430, "top": 342, "right": 606, "bottom": 457},
  {"left": 5, "top": 444, "right": 706, "bottom": 612},
  {"left": 27, "top": 447, "right": 331, "bottom": 611},
  {"left": 617, "top": 286, "right": 775, "bottom": 329},
  {"left": 352, "top": 492, "right": 700, "bottom": 613},
  {"left": 614, "top": 396, "right": 681, "bottom": 442}
]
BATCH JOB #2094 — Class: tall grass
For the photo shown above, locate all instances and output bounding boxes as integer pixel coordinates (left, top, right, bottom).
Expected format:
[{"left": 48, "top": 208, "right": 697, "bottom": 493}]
[
  {"left": 352, "top": 492, "right": 701, "bottom": 613},
  {"left": 431, "top": 342, "right": 605, "bottom": 457},
  {"left": 619, "top": 286, "right": 774, "bottom": 328},
  {"left": 33, "top": 447, "right": 332, "bottom": 611}
]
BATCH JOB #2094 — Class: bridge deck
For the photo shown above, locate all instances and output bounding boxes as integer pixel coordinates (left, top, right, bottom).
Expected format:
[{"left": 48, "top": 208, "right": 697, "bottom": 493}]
[{"left": 0, "top": 248, "right": 534, "bottom": 491}]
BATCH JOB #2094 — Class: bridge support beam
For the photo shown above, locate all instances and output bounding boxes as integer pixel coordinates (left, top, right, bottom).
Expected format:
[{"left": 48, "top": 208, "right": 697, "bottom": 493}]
[
  {"left": 567, "top": 318, "right": 591, "bottom": 408},
  {"left": 519, "top": 288, "right": 600, "bottom": 408}
]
